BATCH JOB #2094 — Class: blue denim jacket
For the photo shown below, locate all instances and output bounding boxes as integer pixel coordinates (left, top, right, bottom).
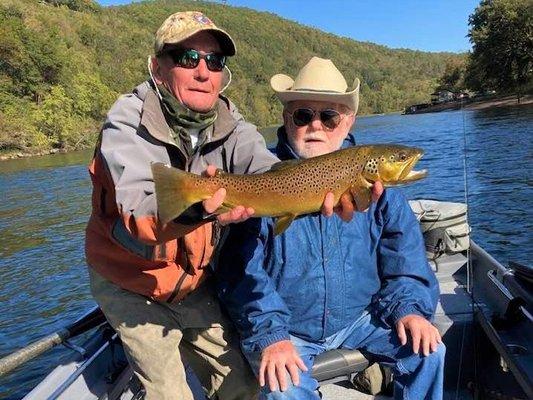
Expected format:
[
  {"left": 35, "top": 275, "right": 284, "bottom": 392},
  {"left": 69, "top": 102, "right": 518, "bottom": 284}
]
[{"left": 216, "top": 128, "right": 439, "bottom": 353}]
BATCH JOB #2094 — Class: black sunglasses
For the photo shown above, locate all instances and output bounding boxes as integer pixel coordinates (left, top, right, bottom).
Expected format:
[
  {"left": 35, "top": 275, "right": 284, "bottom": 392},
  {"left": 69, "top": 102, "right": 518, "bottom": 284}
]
[
  {"left": 164, "top": 48, "right": 226, "bottom": 72},
  {"left": 290, "top": 108, "right": 344, "bottom": 129}
]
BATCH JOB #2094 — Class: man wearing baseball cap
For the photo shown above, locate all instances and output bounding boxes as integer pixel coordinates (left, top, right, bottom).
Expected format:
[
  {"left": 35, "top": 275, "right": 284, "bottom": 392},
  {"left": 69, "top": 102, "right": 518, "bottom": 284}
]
[{"left": 85, "top": 11, "right": 277, "bottom": 400}]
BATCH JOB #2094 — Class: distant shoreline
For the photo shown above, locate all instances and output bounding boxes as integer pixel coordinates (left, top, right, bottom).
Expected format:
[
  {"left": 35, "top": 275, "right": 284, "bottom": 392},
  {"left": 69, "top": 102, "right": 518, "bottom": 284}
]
[
  {"left": 1, "top": 96, "right": 532, "bottom": 162},
  {"left": 403, "top": 94, "right": 533, "bottom": 115},
  {"left": 462, "top": 94, "right": 533, "bottom": 110},
  {"left": 0, "top": 147, "right": 71, "bottom": 162}
]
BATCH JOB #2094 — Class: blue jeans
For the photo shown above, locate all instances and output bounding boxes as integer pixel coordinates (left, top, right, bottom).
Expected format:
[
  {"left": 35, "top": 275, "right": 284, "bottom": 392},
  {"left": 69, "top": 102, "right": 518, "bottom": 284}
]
[{"left": 243, "top": 311, "right": 445, "bottom": 400}]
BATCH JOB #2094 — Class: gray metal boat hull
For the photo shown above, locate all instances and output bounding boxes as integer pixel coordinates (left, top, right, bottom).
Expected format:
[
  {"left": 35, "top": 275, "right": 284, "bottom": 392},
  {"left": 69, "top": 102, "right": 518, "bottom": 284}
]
[{"left": 23, "top": 241, "right": 532, "bottom": 400}]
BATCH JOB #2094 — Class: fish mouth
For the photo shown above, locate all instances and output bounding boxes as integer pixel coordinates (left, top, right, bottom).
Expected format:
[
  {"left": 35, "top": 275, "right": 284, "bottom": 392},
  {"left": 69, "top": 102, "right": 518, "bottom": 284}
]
[
  {"left": 403, "top": 168, "right": 428, "bottom": 182},
  {"left": 399, "top": 152, "right": 427, "bottom": 182}
]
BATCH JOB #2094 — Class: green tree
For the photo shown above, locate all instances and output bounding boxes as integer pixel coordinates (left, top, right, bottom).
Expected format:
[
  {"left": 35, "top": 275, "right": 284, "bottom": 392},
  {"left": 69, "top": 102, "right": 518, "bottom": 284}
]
[
  {"left": 437, "top": 58, "right": 467, "bottom": 93},
  {"left": 467, "top": 0, "right": 533, "bottom": 100},
  {"left": 69, "top": 73, "right": 118, "bottom": 119},
  {"left": 34, "top": 85, "right": 76, "bottom": 149},
  {"left": 0, "top": 0, "right": 467, "bottom": 154},
  {"left": 42, "top": 0, "right": 100, "bottom": 12},
  {"left": 0, "top": 101, "right": 47, "bottom": 151}
]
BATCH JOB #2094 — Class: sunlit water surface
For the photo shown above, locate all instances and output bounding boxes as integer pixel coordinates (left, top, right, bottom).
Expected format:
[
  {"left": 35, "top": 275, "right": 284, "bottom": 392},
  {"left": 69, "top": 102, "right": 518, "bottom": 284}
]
[{"left": 0, "top": 105, "right": 531, "bottom": 398}]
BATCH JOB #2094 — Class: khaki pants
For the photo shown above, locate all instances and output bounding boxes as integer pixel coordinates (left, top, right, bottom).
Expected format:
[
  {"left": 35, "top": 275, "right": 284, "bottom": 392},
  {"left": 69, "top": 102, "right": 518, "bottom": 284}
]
[{"left": 89, "top": 269, "right": 257, "bottom": 400}]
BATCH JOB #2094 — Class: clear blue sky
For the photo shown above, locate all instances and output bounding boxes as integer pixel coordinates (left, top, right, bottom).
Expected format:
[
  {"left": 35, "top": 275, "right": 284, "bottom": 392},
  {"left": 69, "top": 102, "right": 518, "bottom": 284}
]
[{"left": 96, "top": 0, "right": 480, "bottom": 53}]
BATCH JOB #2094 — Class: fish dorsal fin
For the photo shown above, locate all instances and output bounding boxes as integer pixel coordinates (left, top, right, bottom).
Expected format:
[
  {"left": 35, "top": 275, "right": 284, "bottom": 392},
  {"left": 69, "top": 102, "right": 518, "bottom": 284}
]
[
  {"left": 274, "top": 214, "right": 296, "bottom": 235},
  {"left": 270, "top": 159, "right": 300, "bottom": 172},
  {"left": 350, "top": 174, "right": 373, "bottom": 212}
]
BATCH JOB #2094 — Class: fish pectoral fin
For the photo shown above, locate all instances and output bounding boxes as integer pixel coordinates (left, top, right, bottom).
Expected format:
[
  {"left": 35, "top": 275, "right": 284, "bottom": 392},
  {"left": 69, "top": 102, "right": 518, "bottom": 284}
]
[
  {"left": 215, "top": 203, "right": 233, "bottom": 214},
  {"left": 269, "top": 159, "right": 300, "bottom": 172},
  {"left": 274, "top": 214, "right": 296, "bottom": 235},
  {"left": 351, "top": 187, "right": 372, "bottom": 212},
  {"left": 350, "top": 175, "right": 374, "bottom": 212},
  {"left": 213, "top": 199, "right": 241, "bottom": 215},
  {"left": 213, "top": 168, "right": 226, "bottom": 177}
]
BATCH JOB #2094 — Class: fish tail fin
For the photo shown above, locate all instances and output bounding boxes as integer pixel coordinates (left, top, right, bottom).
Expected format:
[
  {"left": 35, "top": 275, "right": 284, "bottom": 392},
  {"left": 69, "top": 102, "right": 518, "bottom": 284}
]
[{"left": 151, "top": 163, "right": 202, "bottom": 224}]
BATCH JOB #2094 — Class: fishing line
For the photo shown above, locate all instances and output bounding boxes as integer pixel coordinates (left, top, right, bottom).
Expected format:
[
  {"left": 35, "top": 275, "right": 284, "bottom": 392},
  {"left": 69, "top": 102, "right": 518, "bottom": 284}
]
[
  {"left": 455, "top": 314, "right": 468, "bottom": 400},
  {"left": 460, "top": 96, "right": 471, "bottom": 294},
  {"left": 458, "top": 95, "right": 477, "bottom": 400}
]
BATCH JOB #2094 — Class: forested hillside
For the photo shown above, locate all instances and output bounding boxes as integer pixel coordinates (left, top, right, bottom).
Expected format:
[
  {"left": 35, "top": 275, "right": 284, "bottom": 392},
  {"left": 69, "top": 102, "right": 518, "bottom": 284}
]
[{"left": 0, "top": 0, "right": 464, "bottom": 153}]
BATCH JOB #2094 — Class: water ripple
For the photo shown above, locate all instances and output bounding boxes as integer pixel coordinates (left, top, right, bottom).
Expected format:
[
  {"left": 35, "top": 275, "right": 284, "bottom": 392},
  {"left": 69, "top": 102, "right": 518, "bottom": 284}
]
[{"left": 1, "top": 105, "right": 532, "bottom": 398}]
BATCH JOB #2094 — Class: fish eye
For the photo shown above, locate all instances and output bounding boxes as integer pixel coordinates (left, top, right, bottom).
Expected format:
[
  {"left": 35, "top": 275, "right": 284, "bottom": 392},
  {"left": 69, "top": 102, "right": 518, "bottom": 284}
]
[{"left": 398, "top": 152, "right": 407, "bottom": 162}]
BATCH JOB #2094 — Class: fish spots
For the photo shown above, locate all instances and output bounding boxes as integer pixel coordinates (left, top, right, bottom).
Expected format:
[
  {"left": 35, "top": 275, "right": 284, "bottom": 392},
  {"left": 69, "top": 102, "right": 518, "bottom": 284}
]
[
  {"left": 365, "top": 158, "right": 379, "bottom": 174},
  {"left": 198, "top": 147, "right": 377, "bottom": 200},
  {"left": 156, "top": 145, "right": 424, "bottom": 222}
]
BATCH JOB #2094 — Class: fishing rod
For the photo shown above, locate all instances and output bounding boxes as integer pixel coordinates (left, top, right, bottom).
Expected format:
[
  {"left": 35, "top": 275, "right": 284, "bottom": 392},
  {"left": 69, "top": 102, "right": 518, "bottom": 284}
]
[
  {"left": 0, "top": 306, "right": 106, "bottom": 377},
  {"left": 454, "top": 95, "right": 472, "bottom": 400}
]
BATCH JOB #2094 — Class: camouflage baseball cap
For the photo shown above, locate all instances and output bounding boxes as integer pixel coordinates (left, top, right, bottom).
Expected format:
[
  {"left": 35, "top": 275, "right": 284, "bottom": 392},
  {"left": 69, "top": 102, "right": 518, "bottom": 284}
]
[{"left": 154, "top": 11, "right": 236, "bottom": 56}]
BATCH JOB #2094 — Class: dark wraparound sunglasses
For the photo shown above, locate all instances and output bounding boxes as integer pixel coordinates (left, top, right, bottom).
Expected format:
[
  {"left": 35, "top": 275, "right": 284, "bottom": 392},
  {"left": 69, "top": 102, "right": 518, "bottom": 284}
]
[
  {"left": 164, "top": 49, "right": 226, "bottom": 72},
  {"left": 290, "top": 108, "right": 344, "bottom": 129}
]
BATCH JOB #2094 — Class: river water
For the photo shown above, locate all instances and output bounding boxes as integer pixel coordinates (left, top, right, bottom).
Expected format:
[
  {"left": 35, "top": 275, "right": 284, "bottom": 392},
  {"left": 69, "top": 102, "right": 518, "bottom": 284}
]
[{"left": 0, "top": 105, "right": 532, "bottom": 398}]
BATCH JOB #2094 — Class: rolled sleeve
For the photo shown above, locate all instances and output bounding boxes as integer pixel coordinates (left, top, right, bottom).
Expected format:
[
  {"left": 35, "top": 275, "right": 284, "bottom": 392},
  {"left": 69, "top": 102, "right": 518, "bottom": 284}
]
[{"left": 97, "top": 96, "right": 201, "bottom": 244}]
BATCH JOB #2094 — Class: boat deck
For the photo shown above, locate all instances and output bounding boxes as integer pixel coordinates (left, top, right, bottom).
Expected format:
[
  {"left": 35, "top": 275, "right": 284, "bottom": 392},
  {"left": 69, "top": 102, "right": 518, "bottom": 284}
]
[
  {"left": 320, "top": 384, "right": 472, "bottom": 399},
  {"left": 22, "top": 243, "right": 533, "bottom": 400}
]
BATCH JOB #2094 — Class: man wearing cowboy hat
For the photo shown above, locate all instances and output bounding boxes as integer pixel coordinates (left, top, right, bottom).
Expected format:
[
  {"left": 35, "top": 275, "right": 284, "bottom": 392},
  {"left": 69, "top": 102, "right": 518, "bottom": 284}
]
[{"left": 217, "top": 57, "right": 445, "bottom": 399}]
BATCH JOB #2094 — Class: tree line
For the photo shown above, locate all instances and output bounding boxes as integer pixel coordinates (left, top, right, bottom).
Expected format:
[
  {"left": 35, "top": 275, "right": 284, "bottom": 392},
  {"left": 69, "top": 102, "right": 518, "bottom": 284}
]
[
  {"left": 436, "top": 0, "right": 532, "bottom": 101},
  {"left": 1, "top": 0, "right": 466, "bottom": 153}
]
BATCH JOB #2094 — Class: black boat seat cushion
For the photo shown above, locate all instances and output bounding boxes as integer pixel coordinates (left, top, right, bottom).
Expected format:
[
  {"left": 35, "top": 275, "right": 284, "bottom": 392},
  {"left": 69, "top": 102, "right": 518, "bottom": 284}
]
[{"left": 311, "top": 348, "right": 369, "bottom": 383}]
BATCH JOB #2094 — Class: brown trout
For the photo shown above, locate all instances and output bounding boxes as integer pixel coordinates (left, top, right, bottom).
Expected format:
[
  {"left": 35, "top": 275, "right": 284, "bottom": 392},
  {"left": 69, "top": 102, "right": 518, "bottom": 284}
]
[{"left": 152, "top": 144, "right": 427, "bottom": 235}]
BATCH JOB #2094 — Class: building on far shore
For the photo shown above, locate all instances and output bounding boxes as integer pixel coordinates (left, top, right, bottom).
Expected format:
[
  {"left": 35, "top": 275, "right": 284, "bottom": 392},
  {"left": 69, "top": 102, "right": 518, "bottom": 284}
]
[
  {"left": 431, "top": 90, "right": 455, "bottom": 104},
  {"left": 431, "top": 90, "right": 471, "bottom": 105},
  {"left": 403, "top": 103, "right": 431, "bottom": 114},
  {"left": 456, "top": 92, "right": 470, "bottom": 100}
]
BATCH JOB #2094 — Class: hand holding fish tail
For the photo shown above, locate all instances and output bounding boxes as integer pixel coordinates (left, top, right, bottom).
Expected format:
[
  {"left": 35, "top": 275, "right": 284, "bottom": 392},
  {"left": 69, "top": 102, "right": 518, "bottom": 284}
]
[{"left": 202, "top": 165, "right": 255, "bottom": 225}]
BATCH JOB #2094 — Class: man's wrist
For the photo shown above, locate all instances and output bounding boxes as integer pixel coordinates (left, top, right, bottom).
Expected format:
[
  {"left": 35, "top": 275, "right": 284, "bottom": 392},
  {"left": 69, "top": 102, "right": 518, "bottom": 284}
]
[
  {"left": 391, "top": 305, "right": 424, "bottom": 325},
  {"left": 256, "top": 330, "right": 291, "bottom": 352}
]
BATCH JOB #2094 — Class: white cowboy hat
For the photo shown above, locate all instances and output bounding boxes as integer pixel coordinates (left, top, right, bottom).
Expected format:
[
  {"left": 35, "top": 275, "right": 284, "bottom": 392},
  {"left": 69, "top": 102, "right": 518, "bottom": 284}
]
[{"left": 271, "top": 56, "right": 360, "bottom": 114}]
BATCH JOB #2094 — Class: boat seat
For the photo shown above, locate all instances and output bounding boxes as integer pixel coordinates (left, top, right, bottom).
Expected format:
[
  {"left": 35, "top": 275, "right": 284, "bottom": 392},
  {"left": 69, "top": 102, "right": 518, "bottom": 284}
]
[{"left": 311, "top": 348, "right": 369, "bottom": 384}]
